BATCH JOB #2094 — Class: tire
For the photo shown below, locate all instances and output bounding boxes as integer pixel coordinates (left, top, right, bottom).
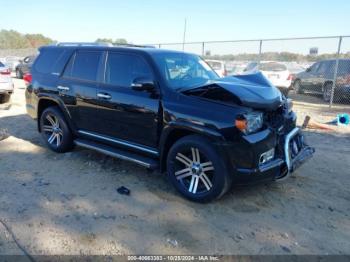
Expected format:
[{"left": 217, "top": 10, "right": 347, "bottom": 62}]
[
  {"left": 294, "top": 80, "right": 303, "bottom": 94},
  {"left": 0, "top": 94, "right": 11, "bottom": 104},
  {"left": 40, "top": 106, "right": 74, "bottom": 153},
  {"left": 166, "top": 135, "right": 232, "bottom": 202},
  {"left": 323, "top": 83, "right": 333, "bottom": 102},
  {"left": 16, "top": 68, "right": 23, "bottom": 79}
]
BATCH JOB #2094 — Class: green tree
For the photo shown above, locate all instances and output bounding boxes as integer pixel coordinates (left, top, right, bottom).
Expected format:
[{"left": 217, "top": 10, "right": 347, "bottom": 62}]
[{"left": 0, "top": 29, "right": 54, "bottom": 49}]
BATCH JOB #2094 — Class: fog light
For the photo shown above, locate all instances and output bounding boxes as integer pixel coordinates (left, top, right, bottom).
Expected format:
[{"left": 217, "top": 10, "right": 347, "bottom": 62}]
[{"left": 259, "top": 148, "right": 275, "bottom": 164}]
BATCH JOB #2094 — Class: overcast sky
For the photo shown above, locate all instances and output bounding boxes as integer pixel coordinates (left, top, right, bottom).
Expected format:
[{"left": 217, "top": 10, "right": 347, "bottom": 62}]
[{"left": 2, "top": 0, "right": 350, "bottom": 54}]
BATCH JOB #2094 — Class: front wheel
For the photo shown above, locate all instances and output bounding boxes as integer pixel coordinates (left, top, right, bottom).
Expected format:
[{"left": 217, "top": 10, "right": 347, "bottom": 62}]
[
  {"left": 40, "top": 106, "right": 74, "bottom": 153},
  {"left": 167, "top": 135, "right": 232, "bottom": 202},
  {"left": 294, "top": 80, "right": 304, "bottom": 94},
  {"left": 323, "top": 83, "right": 333, "bottom": 102}
]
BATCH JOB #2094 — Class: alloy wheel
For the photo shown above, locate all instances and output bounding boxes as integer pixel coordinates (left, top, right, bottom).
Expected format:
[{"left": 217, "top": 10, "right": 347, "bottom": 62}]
[
  {"left": 174, "top": 147, "right": 214, "bottom": 194},
  {"left": 42, "top": 114, "right": 63, "bottom": 147},
  {"left": 323, "top": 85, "right": 332, "bottom": 102}
]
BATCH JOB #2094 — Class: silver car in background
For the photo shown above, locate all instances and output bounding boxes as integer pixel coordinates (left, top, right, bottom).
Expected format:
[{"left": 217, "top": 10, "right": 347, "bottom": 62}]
[{"left": 0, "top": 61, "right": 14, "bottom": 103}]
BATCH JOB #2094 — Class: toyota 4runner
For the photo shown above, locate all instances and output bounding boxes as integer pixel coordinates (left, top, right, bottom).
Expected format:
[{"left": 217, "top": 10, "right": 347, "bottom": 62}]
[{"left": 25, "top": 43, "right": 314, "bottom": 202}]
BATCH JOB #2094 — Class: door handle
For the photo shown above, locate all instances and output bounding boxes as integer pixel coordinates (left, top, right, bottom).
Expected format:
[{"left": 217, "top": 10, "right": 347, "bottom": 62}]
[
  {"left": 57, "top": 85, "right": 70, "bottom": 91},
  {"left": 97, "top": 92, "right": 112, "bottom": 100}
]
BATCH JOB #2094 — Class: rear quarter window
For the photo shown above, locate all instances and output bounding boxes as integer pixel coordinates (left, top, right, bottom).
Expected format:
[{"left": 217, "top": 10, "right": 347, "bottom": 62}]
[{"left": 34, "top": 49, "right": 65, "bottom": 74}]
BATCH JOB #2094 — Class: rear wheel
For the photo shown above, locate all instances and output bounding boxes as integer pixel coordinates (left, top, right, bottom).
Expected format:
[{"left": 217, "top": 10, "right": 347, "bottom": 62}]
[
  {"left": 167, "top": 135, "right": 232, "bottom": 202},
  {"left": 40, "top": 106, "right": 74, "bottom": 153},
  {"left": 294, "top": 80, "right": 304, "bottom": 94}
]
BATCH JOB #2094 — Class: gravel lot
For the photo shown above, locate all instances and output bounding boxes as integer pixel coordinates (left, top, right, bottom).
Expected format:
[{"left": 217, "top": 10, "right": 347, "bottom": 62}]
[{"left": 0, "top": 79, "right": 349, "bottom": 256}]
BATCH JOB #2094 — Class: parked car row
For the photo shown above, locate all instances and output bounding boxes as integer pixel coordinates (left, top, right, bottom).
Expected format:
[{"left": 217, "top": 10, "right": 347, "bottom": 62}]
[
  {"left": 203, "top": 58, "right": 350, "bottom": 102},
  {"left": 0, "top": 55, "right": 36, "bottom": 78}
]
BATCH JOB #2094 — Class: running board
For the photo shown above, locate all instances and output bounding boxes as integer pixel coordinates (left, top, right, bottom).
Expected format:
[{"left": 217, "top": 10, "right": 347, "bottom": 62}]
[{"left": 74, "top": 139, "right": 159, "bottom": 170}]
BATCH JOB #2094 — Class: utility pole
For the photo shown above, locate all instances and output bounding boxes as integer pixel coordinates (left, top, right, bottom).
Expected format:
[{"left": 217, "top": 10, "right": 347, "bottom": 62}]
[{"left": 182, "top": 18, "right": 187, "bottom": 51}]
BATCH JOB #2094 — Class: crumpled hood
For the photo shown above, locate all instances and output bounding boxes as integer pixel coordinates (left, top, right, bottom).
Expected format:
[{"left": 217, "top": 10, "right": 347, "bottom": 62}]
[{"left": 184, "top": 72, "right": 283, "bottom": 110}]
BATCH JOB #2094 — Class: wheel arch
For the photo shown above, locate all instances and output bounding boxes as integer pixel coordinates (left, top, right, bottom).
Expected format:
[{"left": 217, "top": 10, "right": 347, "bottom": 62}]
[
  {"left": 322, "top": 80, "right": 333, "bottom": 91},
  {"left": 37, "top": 97, "right": 75, "bottom": 134},
  {"left": 159, "top": 122, "right": 225, "bottom": 173}
]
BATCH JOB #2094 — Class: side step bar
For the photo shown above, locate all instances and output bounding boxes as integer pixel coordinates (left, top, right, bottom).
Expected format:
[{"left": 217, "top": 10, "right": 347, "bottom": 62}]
[{"left": 74, "top": 139, "right": 159, "bottom": 170}]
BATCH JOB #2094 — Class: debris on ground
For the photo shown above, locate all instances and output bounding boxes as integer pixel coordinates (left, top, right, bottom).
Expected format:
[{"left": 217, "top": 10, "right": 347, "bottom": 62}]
[
  {"left": 116, "top": 186, "right": 130, "bottom": 195},
  {"left": 302, "top": 115, "right": 335, "bottom": 130},
  {"left": 167, "top": 238, "right": 178, "bottom": 248}
]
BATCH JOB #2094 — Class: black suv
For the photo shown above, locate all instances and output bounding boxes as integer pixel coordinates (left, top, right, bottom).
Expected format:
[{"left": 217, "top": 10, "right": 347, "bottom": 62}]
[
  {"left": 25, "top": 44, "right": 314, "bottom": 202},
  {"left": 294, "top": 59, "right": 350, "bottom": 102}
]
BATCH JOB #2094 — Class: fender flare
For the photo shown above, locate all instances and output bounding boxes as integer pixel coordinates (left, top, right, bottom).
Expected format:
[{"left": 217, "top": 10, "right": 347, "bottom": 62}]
[
  {"left": 37, "top": 95, "right": 76, "bottom": 134},
  {"left": 159, "top": 121, "right": 226, "bottom": 172}
]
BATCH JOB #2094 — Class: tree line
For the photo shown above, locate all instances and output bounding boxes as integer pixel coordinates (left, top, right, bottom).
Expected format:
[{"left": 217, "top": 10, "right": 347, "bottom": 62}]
[
  {"left": 0, "top": 30, "right": 54, "bottom": 49},
  {"left": 0, "top": 30, "right": 129, "bottom": 49}
]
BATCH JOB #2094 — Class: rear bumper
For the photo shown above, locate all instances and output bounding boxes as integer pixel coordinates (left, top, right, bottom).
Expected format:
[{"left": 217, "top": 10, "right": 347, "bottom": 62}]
[
  {"left": 220, "top": 127, "right": 315, "bottom": 184},
  {"left": 0, "top": 82, "right": 14, "bottom": 94}
]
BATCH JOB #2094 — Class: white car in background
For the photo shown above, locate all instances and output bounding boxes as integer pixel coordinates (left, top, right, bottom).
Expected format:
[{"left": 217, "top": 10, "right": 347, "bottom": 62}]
[
  {"left": 0, "top": 61, "right": 14, "bottom": 103},
  {"left": 4, "top": 56, "right": 22, "bottom": 72},
  {"left": 205, "top": 60, "right": 227, "bottom": 77},
  {"left": 244, "top": 61, "right": 292, "bottom": 95}
]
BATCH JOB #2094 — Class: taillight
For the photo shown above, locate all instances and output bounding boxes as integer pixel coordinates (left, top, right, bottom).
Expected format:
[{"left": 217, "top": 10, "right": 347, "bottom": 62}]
[
  {"left": 287, "top": 74, "right": 293, "bottom": 81},
  {"left": 223, "top": 69, "right": 227, "bottom": 76},
  {"left": 0, "top": 68, "right": 11, "bottom": 75},
  {"left": 23, "top": 73, "right": 32, "bottom": 85}
]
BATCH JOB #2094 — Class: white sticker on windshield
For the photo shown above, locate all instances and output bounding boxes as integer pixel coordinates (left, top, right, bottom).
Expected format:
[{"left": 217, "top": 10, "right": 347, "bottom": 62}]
[{"left": 199, "top": 60, "right": 212, "bottom": 71}]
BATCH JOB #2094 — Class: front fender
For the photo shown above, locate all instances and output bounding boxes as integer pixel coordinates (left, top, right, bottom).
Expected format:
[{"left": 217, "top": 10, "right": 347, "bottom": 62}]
[{"left": 158, "top": 120, "right": 226, "bottom": 172}]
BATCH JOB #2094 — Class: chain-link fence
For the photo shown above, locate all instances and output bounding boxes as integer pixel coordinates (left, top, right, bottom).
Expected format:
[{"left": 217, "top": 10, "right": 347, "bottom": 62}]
[
  {"left": 1, "top": 37, "right": 350, "bottom": 108},
  {"left": 154, "top": 36, "right": 350, "bottom": 108}
]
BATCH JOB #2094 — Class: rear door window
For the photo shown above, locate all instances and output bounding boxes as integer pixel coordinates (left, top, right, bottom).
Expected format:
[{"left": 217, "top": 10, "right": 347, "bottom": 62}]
[
  {"left": 64, "top": 50, "right": 102, "bottom": 82},
  {"left": 104, "top": 52, "right": 152, "bottom": 87},
  {"left": 338, "top": 60, "right": 350, "bottom": 75},
  {"left": 316, "top": 61, "right": 335, "bottom": 75}
]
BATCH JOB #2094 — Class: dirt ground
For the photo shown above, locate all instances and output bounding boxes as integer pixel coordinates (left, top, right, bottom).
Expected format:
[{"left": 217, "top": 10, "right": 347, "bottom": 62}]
[{"left": 0, "top": 79, "right": 349, "bottom": 256}]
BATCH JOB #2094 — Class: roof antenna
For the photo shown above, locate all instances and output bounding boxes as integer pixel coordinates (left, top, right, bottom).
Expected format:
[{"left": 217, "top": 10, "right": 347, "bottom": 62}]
[{"left": 182, "top": 18, "right": 187, "bottom": 51}]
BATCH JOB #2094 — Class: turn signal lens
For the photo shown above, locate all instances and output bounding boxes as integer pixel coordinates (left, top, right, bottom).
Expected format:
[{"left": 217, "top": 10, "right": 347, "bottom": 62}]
[{"left": 235, "top": 118, "right": 247, "bottom": 132}]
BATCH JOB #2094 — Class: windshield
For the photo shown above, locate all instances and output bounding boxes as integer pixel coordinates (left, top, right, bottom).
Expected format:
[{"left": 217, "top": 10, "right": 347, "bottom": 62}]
[
  {"left": 207, "top": 61, "right": 223, "bottom": 70},
  {"left": 152, "top": 52, "right": 218, "bottom": 90},
  {"left": 260, "top": 62, "right": 287, "bottom": 72}
]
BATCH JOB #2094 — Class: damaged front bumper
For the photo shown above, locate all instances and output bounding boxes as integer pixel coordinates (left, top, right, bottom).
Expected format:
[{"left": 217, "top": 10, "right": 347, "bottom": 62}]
[
  {"left": 225, "top": 127, "right": 315, "bottom": 184},
  {"left": 275, "top": 127, "right": 315, "bottom": 180}
]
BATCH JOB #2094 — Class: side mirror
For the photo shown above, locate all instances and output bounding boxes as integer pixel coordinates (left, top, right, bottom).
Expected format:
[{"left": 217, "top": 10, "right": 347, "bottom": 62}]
[
  {"left": 306, "top": 67, "right": 311, "bottom": 72},
  {"left": 131, "top": 77, "right": 155, "bottom": 92}
]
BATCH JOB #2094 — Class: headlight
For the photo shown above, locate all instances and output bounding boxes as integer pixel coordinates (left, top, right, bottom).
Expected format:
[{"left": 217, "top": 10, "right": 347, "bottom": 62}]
[{"left": 235, "top": 111, "right": 264, "bottom": 134}]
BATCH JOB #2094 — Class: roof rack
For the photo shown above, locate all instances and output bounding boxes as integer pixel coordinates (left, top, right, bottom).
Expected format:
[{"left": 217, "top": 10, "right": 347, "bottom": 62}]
[
  {"left": 113, "top": 43, "right": 156, "bottom": 48},
  {"left": 54, "top": 42, "right": 155, "bottom": 48},
  {"left": 55, "top": 42, "right": 113, "bottom": 47}
]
